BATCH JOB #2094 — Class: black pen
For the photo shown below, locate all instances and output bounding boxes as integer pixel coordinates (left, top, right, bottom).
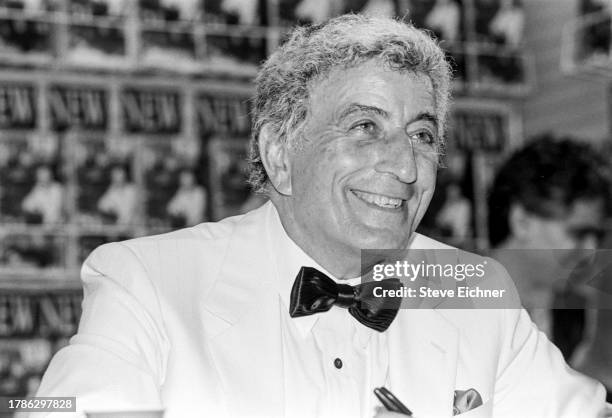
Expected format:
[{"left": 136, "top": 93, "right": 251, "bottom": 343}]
[{"left": 374, "top": 386, "right": 413, "bottom": 416}]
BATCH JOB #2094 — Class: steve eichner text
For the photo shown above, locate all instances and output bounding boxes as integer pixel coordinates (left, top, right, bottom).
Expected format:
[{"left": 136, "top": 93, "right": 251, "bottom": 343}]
[
  {"left": 372, "top": 286, "right": 507, "bottom": 299},
  {"left": 372, "top": 260, "right": 487, "bottom": 282}
]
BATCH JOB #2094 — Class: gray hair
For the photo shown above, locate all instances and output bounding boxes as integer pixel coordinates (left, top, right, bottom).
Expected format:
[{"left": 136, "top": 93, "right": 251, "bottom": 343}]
[{"left": 248, "top": 14, "right": 452, "bottom": 193}]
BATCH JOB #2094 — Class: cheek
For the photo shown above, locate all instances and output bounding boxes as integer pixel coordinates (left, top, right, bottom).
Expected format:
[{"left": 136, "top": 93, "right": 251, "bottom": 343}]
[{"left": 416, "top": 159, "right": 438, "bottom": 189}]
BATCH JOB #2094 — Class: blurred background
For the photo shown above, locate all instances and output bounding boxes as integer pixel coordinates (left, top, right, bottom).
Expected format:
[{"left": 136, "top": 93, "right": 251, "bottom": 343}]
[{"left": 1, "top": 0, "right": 612, "bottom": 408}]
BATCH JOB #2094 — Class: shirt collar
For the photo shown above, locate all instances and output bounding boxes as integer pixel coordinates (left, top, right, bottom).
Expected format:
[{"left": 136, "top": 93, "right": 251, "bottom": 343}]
[{"left": 265, "top": 202, "right": 364, "bottom": 338}]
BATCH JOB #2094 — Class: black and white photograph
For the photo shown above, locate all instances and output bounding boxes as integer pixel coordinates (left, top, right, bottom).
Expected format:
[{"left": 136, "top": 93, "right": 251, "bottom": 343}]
[{"left": 1, "top": 2, "right": 612, "bottom": 417}]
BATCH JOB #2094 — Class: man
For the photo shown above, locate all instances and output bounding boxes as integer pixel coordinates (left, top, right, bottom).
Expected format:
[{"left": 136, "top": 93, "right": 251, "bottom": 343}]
[
  {"left": 488, "top": 136, "right": 609, "bottom": 343},
  {"left": 488, "top": 136, "right": 611, "bottom": 399},
  {"left": 37, "top": 15, "right": 606, "bottom": 417}
]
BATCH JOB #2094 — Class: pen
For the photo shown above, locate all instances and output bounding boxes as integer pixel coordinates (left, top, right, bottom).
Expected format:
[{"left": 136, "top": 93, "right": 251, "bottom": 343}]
[{"left": 373, "top": 386, "right": 413, "bottom": 416}]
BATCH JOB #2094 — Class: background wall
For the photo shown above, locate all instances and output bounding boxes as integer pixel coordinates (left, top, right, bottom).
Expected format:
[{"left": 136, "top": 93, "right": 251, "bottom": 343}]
[{"left": 522, "top": 0, "right": 610, "bottom": 140}]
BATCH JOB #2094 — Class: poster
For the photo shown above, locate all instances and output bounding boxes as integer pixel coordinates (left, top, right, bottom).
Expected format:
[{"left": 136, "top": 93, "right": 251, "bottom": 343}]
[
  {"left": 47, "top": 84, "right": 109, "bottom": 132},
  {"left": 140, "top": 137, "right": 205, "bottom": 229},
  {"left": 71, "top": 134, "right": 137, "bottom": 227},
  {"left": 473, "top": 0, "right": 526, "bottom": 88},
  {"left": 120, "top": 87, "right": 182, "bottom": 134},
  {"left": 0, "top": 133, "right": 63, "bottom": 226},
  {"left": 0, "top": 229, "right": 68, "bottom": 275},
  {"left": 140, "top": 23, "right": 200, "bottom": 72},
  {"left": 65, "top": 14, "right": 128, "bottom": 68},
  {"left": 0, "top": 83, "right": 37, "bottom": 130},
  {"left": 0, "top": 11, "right": 54, "bottom": 62},
  {"left": 0, "top": 289, "right": 82, "bottom": 398}
]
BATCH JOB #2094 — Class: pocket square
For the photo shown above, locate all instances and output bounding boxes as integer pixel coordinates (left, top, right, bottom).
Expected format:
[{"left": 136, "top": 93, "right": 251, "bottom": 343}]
[{"left": 453, "top": 388, "right": 483, "bottom": 415}]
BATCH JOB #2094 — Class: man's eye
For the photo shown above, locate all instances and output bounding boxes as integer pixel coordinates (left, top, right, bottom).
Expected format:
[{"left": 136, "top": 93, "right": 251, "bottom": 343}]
[
  {"left": 408, "top": 131, "right": 436, "bottom": 145},
  {"left": 352, "top": 121, "right": 378, "bottom": 133}
]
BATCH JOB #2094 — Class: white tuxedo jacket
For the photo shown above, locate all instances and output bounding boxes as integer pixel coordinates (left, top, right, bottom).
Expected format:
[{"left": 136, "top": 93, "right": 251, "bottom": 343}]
[{"left": 36, "top": 202, "right": 606, "bottom": 417}]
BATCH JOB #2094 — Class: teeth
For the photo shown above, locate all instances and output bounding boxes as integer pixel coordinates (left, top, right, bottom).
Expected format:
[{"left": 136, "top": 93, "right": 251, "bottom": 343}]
[{"left": 353, "top": 190, "right": 403, "bottom": 209}]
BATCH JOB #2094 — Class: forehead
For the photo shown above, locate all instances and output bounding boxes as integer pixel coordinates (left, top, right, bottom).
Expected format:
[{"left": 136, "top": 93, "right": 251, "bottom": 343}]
[{"left": 307, "top": 60, "right": 435, "bottom": 118}]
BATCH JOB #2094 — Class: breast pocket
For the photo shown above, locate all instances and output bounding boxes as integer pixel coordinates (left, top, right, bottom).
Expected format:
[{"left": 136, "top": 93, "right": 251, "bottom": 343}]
[{"left": 455, "top": 399, "right": 492, "bottom": 417}]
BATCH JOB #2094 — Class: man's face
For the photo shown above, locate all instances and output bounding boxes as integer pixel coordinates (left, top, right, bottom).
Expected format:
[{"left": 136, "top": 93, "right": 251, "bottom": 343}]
[{"left": 285, "top": 60, "right": 439, "bottom": 261}]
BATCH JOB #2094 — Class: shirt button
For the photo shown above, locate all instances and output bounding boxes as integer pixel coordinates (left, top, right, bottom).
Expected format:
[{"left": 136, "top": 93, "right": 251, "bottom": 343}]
[{"left": 334, "top": 358, "right": 343, "bottom": 369}]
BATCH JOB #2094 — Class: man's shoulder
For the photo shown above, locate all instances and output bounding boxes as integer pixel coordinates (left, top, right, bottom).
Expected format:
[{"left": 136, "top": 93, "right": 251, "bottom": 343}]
[
  {"left": 85, "top": 203, "right": 271, "bottom": 279},
  {"left": 410, "top": 232, "right": 521, "bottom": 310}
]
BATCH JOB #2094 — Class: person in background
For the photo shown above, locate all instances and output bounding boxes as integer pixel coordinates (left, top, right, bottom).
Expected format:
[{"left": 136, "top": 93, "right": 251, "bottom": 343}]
[
  {"left": 166, "top": 169, "right": 207, "bottom": 227},
  {"left": 488, "top": 136, "right": 610, "bottom": 339},
  {"left": 21, "top": 165, "right": 63, "bottom": 225},
  {"left": 571, "top": 238, "right": 612, "bottom": 402}
]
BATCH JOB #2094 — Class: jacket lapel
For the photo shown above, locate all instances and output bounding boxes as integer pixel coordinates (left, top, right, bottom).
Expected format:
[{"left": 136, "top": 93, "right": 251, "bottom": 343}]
[
  {"left": 387, "top": 309, "right": 459, "bottom": 417},
  {"left": 200, "top": 204, "right": 286, "bottom": 417}
]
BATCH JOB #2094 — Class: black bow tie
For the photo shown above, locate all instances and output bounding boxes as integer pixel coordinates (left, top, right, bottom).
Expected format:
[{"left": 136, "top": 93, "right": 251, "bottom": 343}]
[{"left": 289, "top": 266, "right": 402, "bottom": 332}]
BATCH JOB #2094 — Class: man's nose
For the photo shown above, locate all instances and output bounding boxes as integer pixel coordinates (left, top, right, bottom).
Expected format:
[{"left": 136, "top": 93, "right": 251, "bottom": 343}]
[{"left": 373, "top": 131, "right": 418, "bottom": 184}]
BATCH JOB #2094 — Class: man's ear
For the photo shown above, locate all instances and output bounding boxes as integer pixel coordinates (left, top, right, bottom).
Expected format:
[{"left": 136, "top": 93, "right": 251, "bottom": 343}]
[
  {"left": 258, "top": 124, "right": 292, "bottom": 195},
  {"left": 508, "top": 203, "right": 536, "bottom": 240}
]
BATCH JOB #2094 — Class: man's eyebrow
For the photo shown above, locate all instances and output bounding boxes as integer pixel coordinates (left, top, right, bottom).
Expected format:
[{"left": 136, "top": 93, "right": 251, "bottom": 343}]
[
  {"left": 338, "top": 103, "right": 390, "bottom": 120},
  {"left": 410, "top": 112, "right": 438, "bottom": 127}
]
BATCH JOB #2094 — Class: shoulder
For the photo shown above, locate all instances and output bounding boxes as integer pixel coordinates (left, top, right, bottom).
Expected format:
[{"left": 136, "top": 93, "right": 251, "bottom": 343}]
[
  {"left": 410, "top": 233, "right": 521, "bottom": 321},
  {"left": 85, "top": 203, "right": 271, "bottom": 288}
]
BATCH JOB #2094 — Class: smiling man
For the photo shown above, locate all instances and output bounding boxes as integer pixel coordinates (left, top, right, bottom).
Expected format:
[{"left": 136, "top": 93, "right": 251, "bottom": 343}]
[{"left": 36, "top": 15, "right": 607, "bottom": 418}]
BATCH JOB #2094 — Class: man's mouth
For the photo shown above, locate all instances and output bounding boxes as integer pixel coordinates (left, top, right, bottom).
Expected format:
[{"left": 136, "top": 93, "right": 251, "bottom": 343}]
[{"left": 351, "top": 190, "right": 404, "bottom": 209}]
